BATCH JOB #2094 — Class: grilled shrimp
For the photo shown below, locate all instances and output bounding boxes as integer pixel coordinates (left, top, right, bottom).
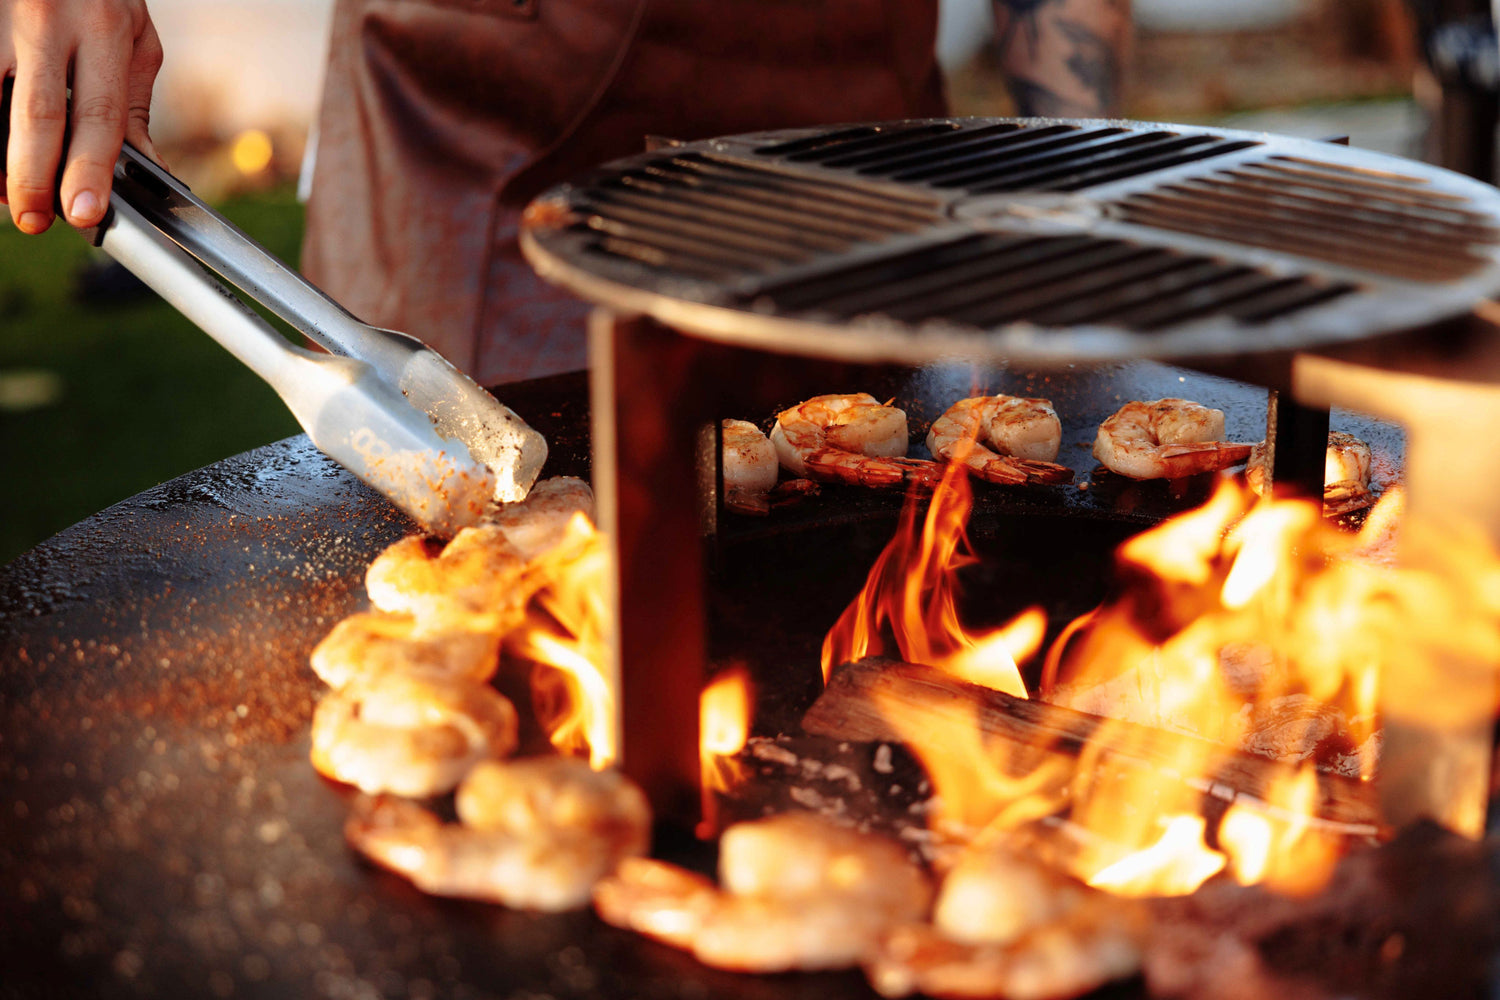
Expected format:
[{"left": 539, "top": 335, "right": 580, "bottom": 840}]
[
  {"left": 455, "top": 757, "right": 651, "bottom": 852},
  {"left": 720, "top": 419, "right": 780, "bottom": 503},
  {"left": 770, "top": 393, "right": 940, "bottom": 488},
  {"left": 310, "top": 674, "right": 519, "bottom": 797},
  {"left": 926, "top": 395, "right": 1073, "bottom": 486},
  {"left": 867, "top": 912, "right": 1144, "bottom": 1000},
  {"left": 866, "top": 844, "right": 1145, "bottom": 1000},
  {"left": 1092, "top": 399, "right": 1253, "bottom": 480},
  {"left": 593, "top": 813, "right": 933, "bottom": 973},
  {"left": 364, "top": 525, "right": 529, "bottom": 633},
  {"left": 309, "top": 611, "right": 501, "bottom": 689},
  {"left": 345, "top": 760, "right": 650, "bottom": 912},
  {"left": 593, "top": 858, "right": 720, "bottom": 950},
  {"left": 482, "top": 476, "right": 595, "bottom": 561},
  {"left": 1246, "top": 431, "right": 1375, "bottom": 515}
]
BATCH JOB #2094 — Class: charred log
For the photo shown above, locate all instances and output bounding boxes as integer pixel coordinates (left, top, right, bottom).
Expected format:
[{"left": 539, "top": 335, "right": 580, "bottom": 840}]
[{"left": 799, "top": 657, "right": 1381, "bottom": 835}]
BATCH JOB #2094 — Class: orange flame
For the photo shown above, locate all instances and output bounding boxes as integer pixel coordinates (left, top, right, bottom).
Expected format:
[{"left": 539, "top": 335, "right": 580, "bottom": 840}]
[
  {"left": 508, "top": 513, "right": 617, "bottom": 769},
  {"left": 848, "top": 475, "right": 1500, "bottom": 898},
  {"left": 821, "top": 459, "right": 1036, "bottom": 697},
  {"left": 1220, "top": 765, "right": 1341, "bottom": 896},
  {"left": 699, "top": 666, "right": 753, "bottom": 837}
]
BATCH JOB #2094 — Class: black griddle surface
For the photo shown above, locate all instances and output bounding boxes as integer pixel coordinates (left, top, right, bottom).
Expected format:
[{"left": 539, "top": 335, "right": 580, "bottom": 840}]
[{"left": 0, "top": 366, "right": 1404, "bottom": 999}]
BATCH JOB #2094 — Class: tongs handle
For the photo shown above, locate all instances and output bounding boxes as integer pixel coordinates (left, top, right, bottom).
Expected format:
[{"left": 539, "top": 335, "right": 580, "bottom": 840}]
[
  {"left": 1, "top": 77, "right": 546, "bottom": 529},
  {"left": 106, "top": 142, "right": 419, "bottom": 370},
  {"left": 96, "top": 141, "right": 547, "bottom": 505}
]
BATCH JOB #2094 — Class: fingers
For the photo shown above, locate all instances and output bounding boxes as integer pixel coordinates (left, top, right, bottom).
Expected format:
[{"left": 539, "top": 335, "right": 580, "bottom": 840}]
[
  {"left": 59, "top": 30, "right": 131, "bottom": 227},
  {"left": 121, "top": 18, "right": 161, "bottom": 161},
  {"left": 2, "top": 0, "right": 162, "bottom": 233},
  {"left": 5, "top": 54, "right": 68, "bottom": 233}
]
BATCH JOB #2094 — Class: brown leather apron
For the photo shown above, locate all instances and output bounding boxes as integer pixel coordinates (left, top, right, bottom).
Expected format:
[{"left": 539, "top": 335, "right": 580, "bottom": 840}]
[{"left": 301, "top": 0, "right": 947, "bottom": 385}]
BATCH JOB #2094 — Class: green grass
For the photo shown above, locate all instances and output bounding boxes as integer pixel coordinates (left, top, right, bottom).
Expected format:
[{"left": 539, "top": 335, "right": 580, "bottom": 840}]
[{"left": 0, "top": 186, "right": 306, "bottom": 564}]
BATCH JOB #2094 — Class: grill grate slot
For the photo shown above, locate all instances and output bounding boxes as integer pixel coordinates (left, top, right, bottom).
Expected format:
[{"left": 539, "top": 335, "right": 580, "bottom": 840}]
[
  {"left": 755, "top": 122, "right": 959, "bottom": 159},
  {"left": 750, "top": 232, "right": 1353, "bottom": 333},
  {"left": 749, "top": 233, "right": 1034, "bottom": 313},
  {"left": 969, "top": 252, "right": 1216, "bottom": 327},
  {"left": 773, "top": 119, "right": 1266, "bottom": 194},
  {"left": 593, "top": 185, "right": 865, "bottom": 252},
  {"left": 825, "top": 123, "right": 1067, "bottom": 173},
  {"left": 889, "top": 127, "right": 1138, "bottom": 185},
  {"left": 577, "top": 214, "right": 787, "bottom": 272},
  {"left": 1114, "top": 272, "right": 1323, "bottom": 330},
  {"left": 583, "top": 237, "right": 743, "bottom": 283},
  {"left": 571, "top": 151, "right": 942, "bottom": 280},
  {"left": 1025, "top": 259, "right": 1249, "bottom": 326},
  {"left": 524, "top": 116, "right": 1500, "bottom": 360},
  {"left": 1018, "top": 137, "right": 1262, "bottom": 193},
  {"left": 650, "top": 154, "right": 941, "bottom": 222},
  {"left": 1116, "top": 182, "right": 1489, "bottom": 282},
  {"left": 890, "top": 240, "right": 1166, "bottom": 324}
]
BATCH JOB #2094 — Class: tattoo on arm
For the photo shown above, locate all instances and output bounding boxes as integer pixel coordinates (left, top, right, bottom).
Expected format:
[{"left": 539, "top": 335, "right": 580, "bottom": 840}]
[
  {"left": 1001, "top": 76, "right": 1077, "bottom": 118},
  {"left": 993, "top": 0, "right": 1129, "bottom": 117},
  {"left": 1056, "top": 19, "right": 1119, "bottom": 114}
]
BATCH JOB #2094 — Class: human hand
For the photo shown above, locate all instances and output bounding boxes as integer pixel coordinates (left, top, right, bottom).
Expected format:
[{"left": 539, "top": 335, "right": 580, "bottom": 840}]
[{"left": 1, "top": 0, "right": 163, "bottom": 234}]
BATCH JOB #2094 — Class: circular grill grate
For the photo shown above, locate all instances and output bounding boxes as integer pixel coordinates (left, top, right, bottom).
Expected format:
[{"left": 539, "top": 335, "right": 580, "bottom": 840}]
[{"left": 520, "top": 118, "right": 1500, "bottom": 365}]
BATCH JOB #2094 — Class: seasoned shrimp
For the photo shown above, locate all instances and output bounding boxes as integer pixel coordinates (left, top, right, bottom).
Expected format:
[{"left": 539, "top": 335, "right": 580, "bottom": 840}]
[
  {"left": 482, "top": 476, "right": 595, "bottom": 561},
  {"left": 866, "top": 844, "right": 1146, "bottom": 1000},
  {"left": 770, "top": 393, "right": 940, "bottom": 488},
  {"left": 717, "top": 812, "right": 931, "bottom": 912},
  {"left": 309, "top": 611, "right": 500, "bottom": 689},
  {"left": 593, "top": 812, "right": 933, "bottom": 973},
  {"left": 455, "top": 757, "right": 651, "bottom": 854},
  {"left": 310, "top": 674, "right": 518, "bottom": 797},
  {"left": 932, "top": 845, "right": 1087, "bottom": 946},
  {"left": 364, "top": 526, "right": 528, "bottom": 633},
  {"left": 1093, "top": 399, "right": 1253, "bottom": 480},
  {"left": 720, "top": 419, "right": 780, "bottom": 514},
  {"left": 346, "top": 767, "right": 649, "bottom": 911},
  {"left": 926, "top": 396, "right": 1073, "bottom": 486},
  {"left": 1247, "top": 431, "right": 1375, "bottom": 515},
  {"left": 594, "top": 858, "right": 720, "bottom": 950},
  {"left": 867, "top": 910, "right": 1144, "bottom": 1000}
]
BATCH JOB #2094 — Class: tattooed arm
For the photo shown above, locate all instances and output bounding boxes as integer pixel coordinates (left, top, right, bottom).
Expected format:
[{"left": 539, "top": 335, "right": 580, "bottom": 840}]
[{"left": 992, "top": 0, "right": 1132, "bottom": 117}]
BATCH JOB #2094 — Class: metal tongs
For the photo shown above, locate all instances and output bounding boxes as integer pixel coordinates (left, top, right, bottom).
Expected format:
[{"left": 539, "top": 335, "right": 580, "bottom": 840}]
[{"left": 1, "top": 83, "right": 547, "bottom": 536}]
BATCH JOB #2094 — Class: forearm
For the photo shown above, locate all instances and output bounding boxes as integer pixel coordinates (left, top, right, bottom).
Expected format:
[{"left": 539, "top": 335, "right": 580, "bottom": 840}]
[{"left": 991, "top": 0, "right": 1133, "bottom": 117}]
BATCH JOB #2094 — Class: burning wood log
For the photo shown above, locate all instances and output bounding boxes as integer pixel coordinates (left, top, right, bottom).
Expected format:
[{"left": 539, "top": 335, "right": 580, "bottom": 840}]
[{"left": 799, "top": 657, "right": 1381, "bottom": 839}]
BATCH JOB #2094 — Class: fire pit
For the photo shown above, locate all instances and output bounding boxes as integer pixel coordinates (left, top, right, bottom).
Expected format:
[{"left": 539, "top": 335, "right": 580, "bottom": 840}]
[
  {"left": 519, "top": 117, "right": 1500, "bottom": 839},
  {"left": 6, "top": 117, "right": 1500, "bottom": 998}
]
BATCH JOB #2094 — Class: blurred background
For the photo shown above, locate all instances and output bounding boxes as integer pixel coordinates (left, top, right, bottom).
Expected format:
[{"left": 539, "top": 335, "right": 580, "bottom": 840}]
[{"left": 0, "top": 0, "right": 1471, "bottom": 562}]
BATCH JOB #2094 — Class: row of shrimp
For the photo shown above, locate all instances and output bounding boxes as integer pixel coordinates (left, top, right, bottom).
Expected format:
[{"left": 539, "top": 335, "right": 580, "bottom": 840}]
[
  {"left": 721, "top": 391, "right": 1077, "bottom": 514},
  {"left": 593, "top": 811, "right": 1147, "bottom": 999},
  {"left": 725, "top": 391, "right": 1374, "bottom": 515},
  {"left": 306, "top": 476, "right": 653, "bottom": 912}
]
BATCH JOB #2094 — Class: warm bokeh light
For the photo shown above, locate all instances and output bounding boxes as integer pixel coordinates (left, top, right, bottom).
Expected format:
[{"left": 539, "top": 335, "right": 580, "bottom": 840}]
[{"left": 230, "top": 128, "right": 275, "bottom": 175}]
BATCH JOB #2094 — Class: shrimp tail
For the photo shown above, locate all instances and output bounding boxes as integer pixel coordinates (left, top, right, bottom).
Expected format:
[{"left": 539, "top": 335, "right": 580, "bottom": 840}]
[
  {"left": 956, "top": 455, "right": 1073, "bottom": 486},
  {"left": 965, "top": 456, "right": 1030, "bottom": 486},
  {"left": 804, "top": 450, "right": 907, "bottom": 487},
  {"left": 1012, "top": 458, "right": 1075, "bottom": 484},
  {"left": 1323, "top": 480, "right": 1375, "bottom": 516},
  {"left": 1153, "top": 442, "right": 1252, "bottom": 478},
  {"left": 805, "top": 451, "right": 945, "bottom": 488}
]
